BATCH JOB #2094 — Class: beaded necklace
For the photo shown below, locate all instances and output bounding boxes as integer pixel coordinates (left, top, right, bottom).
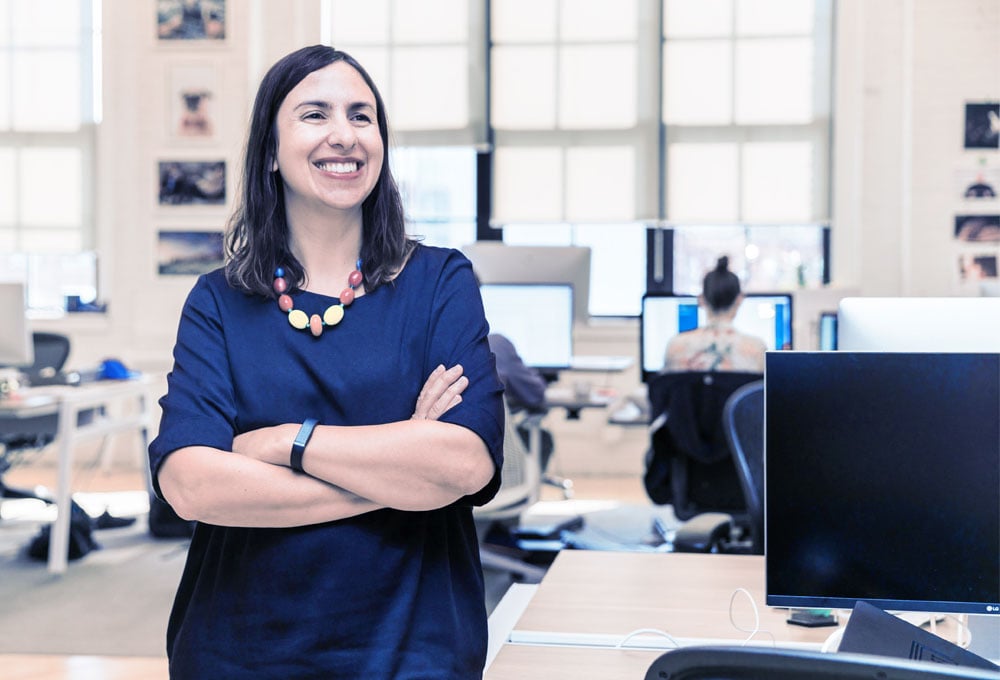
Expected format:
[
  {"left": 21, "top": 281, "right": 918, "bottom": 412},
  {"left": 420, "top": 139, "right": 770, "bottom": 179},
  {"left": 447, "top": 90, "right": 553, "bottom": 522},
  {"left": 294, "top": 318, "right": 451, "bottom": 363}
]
[{"left": 273, "top": 259, "right": 363, "bottom": 337}]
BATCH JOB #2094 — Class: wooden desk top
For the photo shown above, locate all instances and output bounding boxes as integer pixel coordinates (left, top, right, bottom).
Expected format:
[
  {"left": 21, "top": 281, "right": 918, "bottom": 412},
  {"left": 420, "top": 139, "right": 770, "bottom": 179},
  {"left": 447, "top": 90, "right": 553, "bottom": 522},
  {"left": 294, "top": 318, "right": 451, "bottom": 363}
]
[
  {"left": 511, "top": 551, "right": 837, "bottom": 646},
  {"left": 486, "top": 644, "right": 661, "bottom": 680}
]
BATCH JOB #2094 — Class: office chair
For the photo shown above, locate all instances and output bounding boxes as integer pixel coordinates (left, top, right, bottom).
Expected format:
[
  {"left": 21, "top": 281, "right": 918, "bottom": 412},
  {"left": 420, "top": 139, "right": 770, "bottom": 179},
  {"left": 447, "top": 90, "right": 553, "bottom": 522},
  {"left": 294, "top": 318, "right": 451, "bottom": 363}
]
[
  {"left": 643, "top": 370, "right": 762, "bottom": 553},
  {"left": 644, "top": 645, "right": 1000, "bottom": 680},
  {"left": 721, "top": 379, "right": 764, "bottom": 555},
  {"left": 0, "top": 332, "right": 89, "bottom": 505},
  {"left": 473, "top": 401, "right": 548, "bottom": 583}
]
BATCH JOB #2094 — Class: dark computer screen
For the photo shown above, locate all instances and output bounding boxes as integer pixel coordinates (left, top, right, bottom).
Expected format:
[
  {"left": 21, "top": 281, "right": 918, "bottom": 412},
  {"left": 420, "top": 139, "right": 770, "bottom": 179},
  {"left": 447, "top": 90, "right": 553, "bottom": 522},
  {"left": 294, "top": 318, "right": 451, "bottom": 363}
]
[
  {"left": 639, "top": 292, "right": 793, "bottom": 382},
  {"left": 765, "top": 351, "right": 1000, "bottom": 615},
  {"left": 479, "top": 283, "right": 573, "bottom": 370}
]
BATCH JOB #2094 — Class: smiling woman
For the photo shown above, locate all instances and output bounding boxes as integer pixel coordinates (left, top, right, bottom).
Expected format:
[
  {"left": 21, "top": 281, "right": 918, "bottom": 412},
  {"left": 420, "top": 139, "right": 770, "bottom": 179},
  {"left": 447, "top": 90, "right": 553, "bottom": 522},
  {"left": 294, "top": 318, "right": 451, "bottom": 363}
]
[{"left": 147, "top": 45, "right": 505, "bottom": 679}]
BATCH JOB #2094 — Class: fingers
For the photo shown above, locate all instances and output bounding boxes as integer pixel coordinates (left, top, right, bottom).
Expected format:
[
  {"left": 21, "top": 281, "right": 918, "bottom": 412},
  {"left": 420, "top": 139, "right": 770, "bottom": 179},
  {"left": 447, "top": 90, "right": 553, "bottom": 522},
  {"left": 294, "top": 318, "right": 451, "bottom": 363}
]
[{"left": 412, "top": 364, "right": 468, "bottom": 421}]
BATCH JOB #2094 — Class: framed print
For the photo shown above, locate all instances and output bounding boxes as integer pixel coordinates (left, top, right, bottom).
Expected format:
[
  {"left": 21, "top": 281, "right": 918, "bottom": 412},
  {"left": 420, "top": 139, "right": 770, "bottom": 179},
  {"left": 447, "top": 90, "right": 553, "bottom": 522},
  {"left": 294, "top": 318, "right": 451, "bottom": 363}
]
[
  {"left": 168, "top": 63, "right": 218, "bottom": 140},
  {"left": 158, "top": 160, "right": 226, "bottom": 206},
  {"left": 157, "top": 0, "right": 226, "bottom": 42},
  {"left": 954, "top": 214, "right": 1000, "bottom": 242},
  {"left": 963, "top": 102, "right": 1000, "bottom": 150},
  {"left": 157, "top": 230, "right": 225, "bottom": 275}
]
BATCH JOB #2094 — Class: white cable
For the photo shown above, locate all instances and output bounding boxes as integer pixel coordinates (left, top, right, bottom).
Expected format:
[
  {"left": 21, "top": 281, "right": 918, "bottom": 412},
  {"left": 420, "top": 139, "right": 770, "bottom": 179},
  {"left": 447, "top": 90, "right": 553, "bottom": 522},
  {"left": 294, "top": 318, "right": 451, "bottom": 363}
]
[
  {"left": 616, "top": 628, "right": 681, "bottom": 650},
  {"left": 728, "top": 587, "right": 776, "bottom": 646},
  {"left": 821, "top": 626, "right": 845, "bottom": 653}
]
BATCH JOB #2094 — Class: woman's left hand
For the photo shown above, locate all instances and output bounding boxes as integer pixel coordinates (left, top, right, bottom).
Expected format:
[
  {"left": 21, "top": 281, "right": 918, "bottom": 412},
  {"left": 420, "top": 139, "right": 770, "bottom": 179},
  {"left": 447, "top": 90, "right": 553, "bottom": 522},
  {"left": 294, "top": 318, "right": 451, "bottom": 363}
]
[{"left": 412, "top": 364, "right": 468, "bottom": 421}]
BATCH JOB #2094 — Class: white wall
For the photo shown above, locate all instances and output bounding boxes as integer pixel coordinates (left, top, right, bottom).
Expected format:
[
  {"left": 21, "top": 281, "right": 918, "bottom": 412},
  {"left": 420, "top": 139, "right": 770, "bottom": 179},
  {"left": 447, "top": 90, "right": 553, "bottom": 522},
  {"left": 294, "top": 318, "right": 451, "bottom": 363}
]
[{"left": 33, "top": 0, "right": 1000, "bottom": 476}]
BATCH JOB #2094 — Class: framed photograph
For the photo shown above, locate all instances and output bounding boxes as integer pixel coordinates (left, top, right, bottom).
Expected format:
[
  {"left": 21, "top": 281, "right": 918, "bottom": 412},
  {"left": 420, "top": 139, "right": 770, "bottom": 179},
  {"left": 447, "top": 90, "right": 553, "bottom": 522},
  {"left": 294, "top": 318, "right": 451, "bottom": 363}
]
[
  {"left": 954, "top": 214, "right": 1000, "bottom": 242},
  {"left": 158, "top": 160, "right": 226, "bottom": 206},
  {"left": 955, "top": 165, "right": 1000, "bottom": 201},
  {"left": 168, "top": 63, "right": 218, "bottom": 140},
  {"left": 963, "top": 102, "right": 1000, "bottom": 150},
  {"left": 157, "top": 230, "right": 225, "bottom": 276},
  {"left": 157, "top": 0, "right": 226, "bottom": 42},
  {"left": 958, "top": 253, "right": 998, "bottom": 281}
]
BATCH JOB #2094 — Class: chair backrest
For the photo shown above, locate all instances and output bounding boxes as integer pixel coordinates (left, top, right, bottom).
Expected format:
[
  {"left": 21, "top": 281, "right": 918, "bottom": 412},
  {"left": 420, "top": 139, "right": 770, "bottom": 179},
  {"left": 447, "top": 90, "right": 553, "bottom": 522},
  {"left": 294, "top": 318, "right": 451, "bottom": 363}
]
[
  {"left": 644, "top": 645, "right": 1000, "bottom": 680},
  {"left": 722, "top": 380, "right": 764, "bottom": 554},
  {"left": 644, "top": 370, "right": 762, "bottom": 520},
  {"left": 24, "top": 332, "right": 71, "bottom": 383},
  {"left": 473, "top": 400, "right": 541, "bottom": 521}
]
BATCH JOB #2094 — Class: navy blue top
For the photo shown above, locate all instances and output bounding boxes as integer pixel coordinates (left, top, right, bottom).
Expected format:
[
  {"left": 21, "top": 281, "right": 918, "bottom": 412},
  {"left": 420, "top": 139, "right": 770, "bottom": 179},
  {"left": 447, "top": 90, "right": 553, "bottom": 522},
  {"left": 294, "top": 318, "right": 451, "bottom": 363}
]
[{"left": 149, "top": 245, "right": 505, "bottom": 679}]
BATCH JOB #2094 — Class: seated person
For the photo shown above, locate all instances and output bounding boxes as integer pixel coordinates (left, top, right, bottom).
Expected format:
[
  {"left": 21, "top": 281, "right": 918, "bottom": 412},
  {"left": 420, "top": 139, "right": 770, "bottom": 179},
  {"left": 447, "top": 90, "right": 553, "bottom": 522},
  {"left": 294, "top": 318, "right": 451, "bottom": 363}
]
[
  {"left": 664, "top": 256, "right": 766, "bottom": 373},
  {"left": 488, "top": 332, "right": 554, "bottom": 469}
]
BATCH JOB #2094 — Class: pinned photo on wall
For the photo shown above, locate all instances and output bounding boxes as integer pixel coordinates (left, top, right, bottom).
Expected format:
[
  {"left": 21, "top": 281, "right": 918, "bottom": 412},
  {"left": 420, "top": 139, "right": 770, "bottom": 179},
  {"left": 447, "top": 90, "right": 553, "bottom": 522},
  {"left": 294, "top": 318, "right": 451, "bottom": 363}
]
[
  {"left": 958, "top": 254, "right": 999, "bottom": 289},
  {"left": 157, "top": 0, "right": 226, "bottom": 41},
  {"left": 158, "top": 160, "right": 226, "bottom": 206},
  {"left": 963, "top": 102, "right": 1000, "bottom": 150},
  {"left": 157, "top": 230, "right": 224, "bottom": 276},
  {"left": 956, "top": 165, "right": 1000, "bottom": 200},
  {"left": 168, "top": 63, "right": 217, "bottom": 140},
  {"left": 954, "top": 214, "right": 1000, "bottom": 242}
]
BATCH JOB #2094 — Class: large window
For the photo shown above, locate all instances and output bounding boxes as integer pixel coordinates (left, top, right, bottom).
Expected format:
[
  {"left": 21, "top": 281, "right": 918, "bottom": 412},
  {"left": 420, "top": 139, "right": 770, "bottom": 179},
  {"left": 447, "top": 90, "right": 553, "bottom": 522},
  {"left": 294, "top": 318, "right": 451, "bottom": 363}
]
[
  {"left": 661, "top": 0, "right": 833, "bottom": 294},
  {"left": 322, "top": 0, "right": 836, "bottom": 317},
  {"left": 0, "top": 0, "right": 99, "bottom": 314}
]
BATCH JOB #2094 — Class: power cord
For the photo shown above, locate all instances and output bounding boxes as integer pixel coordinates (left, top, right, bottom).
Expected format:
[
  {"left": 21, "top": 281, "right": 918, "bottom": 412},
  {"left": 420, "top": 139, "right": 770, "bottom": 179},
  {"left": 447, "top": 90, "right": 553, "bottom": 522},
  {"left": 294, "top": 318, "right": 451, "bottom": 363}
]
[
  {"left": 728, "top": 587, "right": 776, "bottom": 646},
  {"left": 616, "top": 628, "right": 681, "bottom": 650}
]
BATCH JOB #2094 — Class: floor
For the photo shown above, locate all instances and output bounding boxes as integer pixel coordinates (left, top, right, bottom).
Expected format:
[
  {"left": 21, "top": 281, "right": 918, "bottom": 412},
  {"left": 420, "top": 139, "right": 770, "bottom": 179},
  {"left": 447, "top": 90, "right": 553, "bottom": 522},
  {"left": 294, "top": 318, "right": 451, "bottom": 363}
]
[{"left": 1, "top": 457, "right": 650, "bottom": 680}]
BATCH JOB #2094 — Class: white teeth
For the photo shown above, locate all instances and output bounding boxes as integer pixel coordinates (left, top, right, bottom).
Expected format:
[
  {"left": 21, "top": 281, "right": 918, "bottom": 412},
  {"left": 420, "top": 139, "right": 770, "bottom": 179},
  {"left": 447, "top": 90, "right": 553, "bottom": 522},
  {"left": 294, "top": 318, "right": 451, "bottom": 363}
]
[{"left": 316, "top": 161, "right": 358, "bottom": 173}]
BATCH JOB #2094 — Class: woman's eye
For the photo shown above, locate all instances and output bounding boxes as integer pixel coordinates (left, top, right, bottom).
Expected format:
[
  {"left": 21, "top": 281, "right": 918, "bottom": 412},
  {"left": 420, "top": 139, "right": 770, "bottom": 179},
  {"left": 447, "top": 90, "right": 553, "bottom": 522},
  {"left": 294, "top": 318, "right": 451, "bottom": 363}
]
[
  {"left": 351, "top": 113, "right": 372, "bottom": 123},
  {"left": 303, "top": 111, "right": 325, "bottom": 120}
]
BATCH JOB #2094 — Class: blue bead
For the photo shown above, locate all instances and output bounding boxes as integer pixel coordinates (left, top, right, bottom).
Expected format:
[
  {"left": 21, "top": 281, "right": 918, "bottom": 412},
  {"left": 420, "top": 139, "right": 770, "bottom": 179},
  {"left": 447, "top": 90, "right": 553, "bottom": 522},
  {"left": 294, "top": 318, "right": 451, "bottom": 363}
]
[{"left": 275, "top": 266, "right": 285, "bottom": 278}]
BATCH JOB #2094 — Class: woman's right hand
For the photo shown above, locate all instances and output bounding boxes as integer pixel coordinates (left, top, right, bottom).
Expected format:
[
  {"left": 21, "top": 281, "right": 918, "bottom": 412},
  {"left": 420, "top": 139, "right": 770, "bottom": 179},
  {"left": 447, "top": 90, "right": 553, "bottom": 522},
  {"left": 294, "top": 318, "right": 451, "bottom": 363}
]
[{"left": 412, "top": 364, "right": 468, "bottom": 421}]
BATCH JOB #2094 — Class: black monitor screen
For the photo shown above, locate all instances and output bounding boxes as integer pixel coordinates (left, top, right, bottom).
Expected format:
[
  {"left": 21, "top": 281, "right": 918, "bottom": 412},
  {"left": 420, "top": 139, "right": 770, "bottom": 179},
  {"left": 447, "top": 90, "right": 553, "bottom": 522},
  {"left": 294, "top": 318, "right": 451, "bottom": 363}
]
[
  {"left": 640, "top": 292, "right": 793, "bottom": 382},
  {"left": 765, "top": 351, "right": 1000, "bottom": 615},
  {"left": 480, "top": 283, "right": 573, "bottom": 370}
]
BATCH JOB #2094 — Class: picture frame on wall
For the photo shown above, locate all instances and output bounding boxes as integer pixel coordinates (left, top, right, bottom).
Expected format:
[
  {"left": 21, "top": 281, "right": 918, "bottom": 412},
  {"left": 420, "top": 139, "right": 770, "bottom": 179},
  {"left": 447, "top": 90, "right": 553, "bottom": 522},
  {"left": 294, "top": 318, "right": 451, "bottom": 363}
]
[
  {"left": 954, "top": 214, "right": 1000, "bottom": 242},
  {"left": 168, "top": 63, "right": 218, "bottom": 141},
  {"left": 157, "top": 230, "right": 225, "bottom": 276},
  {"left": 157, "top": 0, "right": 226, "bottom": 42},
  {"left": 158, "top": 160, "right": 226, "bottom": 206},
  {"left": 963, "top": 102, "right": 1000, "bottom": 150}
]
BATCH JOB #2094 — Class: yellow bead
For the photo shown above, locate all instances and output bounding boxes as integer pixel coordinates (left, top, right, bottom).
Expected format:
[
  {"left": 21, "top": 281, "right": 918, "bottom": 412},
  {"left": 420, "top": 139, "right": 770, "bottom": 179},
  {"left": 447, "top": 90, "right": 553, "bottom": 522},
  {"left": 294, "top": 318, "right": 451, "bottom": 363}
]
[
  {"left": 288, "top": 309, "right": 309, "bottom": 329},
  {"left": 324, "top": 304, "right": 345, "bottom": 326}
]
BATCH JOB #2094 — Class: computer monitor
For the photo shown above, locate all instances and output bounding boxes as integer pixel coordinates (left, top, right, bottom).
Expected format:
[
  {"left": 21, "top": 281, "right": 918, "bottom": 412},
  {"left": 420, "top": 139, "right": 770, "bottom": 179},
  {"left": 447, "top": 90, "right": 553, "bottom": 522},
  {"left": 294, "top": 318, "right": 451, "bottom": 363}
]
[
  {"left": 837, "top": 297, "right": 1000, "bottom": 351},
  {"left": 0, "top": 282, "right": 33, "bottom": 367},
  {"left": 639, "top": 292, "right": 794, "bottom": 382},
  {"left": 818, "top": 311, "right": 837, "bottom": 350},
  {"left": 479, "top": 283, "right": 573, "bottom": 371},
  {"left": 462, "top": 243, "right": 591, "bottom": 323},
  {"left": 765, "top": 351, "right": 1000, "bottom": 616}
]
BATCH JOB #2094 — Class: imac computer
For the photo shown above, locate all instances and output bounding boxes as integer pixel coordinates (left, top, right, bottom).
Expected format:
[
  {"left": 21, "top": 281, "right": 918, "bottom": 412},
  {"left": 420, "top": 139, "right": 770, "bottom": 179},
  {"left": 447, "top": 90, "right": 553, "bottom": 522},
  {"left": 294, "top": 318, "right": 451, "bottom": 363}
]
[
  {"left": 461, "top": 243, "right": 591, "bottom": 324},
  {"left": 639, "top": 292, "right": 793, "bottom": 382},
  {"left": 479, "top": 283, "right": 573, "bottom": 371},
  {"left": 765, "top": 351, "right": 1000, "bottom": 617},
  {"left": 837, "top": 297, "right": 1000, "bottom": 352},
  {"left": 0, "top": 281, "right": 33, "bottom": 368}
]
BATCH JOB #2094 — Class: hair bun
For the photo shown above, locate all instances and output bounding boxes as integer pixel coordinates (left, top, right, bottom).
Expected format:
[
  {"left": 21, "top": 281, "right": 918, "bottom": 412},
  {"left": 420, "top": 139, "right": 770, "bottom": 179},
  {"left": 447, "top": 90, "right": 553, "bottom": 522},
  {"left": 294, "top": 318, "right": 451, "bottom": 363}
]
[{"left": 715, "top": 256, "right": 729, "bottom": 272}]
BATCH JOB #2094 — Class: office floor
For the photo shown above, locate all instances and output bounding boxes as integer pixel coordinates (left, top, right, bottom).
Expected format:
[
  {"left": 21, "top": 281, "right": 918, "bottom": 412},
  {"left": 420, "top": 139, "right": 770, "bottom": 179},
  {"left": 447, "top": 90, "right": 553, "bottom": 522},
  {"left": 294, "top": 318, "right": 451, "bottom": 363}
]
[{"left": 1, "top": 454, "right": 651, "bottom": 680}]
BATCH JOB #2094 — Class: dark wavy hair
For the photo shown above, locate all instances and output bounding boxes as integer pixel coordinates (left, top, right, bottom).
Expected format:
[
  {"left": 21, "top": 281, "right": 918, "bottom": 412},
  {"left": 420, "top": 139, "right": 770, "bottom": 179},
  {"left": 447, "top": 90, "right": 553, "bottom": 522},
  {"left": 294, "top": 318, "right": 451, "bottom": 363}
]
[
  {"left": 224, "top": 44, "right": 415, "bottom": 297},
  {"left": 702, "top": 256, "right": 741, "bottom": 312}
]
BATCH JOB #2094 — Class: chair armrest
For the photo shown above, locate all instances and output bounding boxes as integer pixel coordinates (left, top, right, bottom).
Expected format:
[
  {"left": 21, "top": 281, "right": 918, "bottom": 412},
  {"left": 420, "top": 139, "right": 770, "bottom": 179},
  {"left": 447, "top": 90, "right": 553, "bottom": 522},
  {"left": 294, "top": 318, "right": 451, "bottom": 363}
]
[{"left": 673, "top": 512, "right": 733, "bottom": 553}]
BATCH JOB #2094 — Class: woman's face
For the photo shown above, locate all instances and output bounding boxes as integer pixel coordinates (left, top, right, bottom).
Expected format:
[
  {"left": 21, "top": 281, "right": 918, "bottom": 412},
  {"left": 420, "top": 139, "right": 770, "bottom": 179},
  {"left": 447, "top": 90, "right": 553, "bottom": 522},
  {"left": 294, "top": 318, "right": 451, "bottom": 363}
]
[{"left": 274, "top": 61, "right": 383, "bottom": 223}]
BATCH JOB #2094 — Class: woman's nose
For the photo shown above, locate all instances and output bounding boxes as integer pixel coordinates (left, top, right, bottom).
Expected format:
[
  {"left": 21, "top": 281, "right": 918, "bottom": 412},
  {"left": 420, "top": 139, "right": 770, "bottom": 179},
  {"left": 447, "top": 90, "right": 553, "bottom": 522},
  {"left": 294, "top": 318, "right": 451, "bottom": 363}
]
[{"left": 326, "top": 116, "right": 357, "bottom": 150}]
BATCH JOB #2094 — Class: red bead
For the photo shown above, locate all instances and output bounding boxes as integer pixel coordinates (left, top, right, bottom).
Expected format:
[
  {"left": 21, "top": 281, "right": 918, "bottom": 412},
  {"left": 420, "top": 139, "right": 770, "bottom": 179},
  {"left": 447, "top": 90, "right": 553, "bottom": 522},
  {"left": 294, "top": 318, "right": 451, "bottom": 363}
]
[
  {"left": 278, "top": 294, "right": 294, "bottom": 312},
  {"left": 273, "top": 277, "right": 288, "bottom": 294},
  {"left": 309, "top": 314, "right": 323, "bottom": 337},
  {"left": 348, "top": 270, "right": 363, "bottom": 287},
  {"left": 340, "top": 287, "right": 355, "bottom": 306}
]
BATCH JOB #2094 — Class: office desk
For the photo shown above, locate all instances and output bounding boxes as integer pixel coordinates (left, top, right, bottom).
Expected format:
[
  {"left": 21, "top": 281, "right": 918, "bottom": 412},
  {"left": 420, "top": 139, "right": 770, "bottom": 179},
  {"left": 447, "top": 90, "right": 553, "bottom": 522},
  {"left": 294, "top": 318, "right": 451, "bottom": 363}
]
[
  {"left": 485, "top": 551, "right": 838, "bottom": 679},
  {"left": 0, "top": 376, "right": 154, "bottom": 574}
]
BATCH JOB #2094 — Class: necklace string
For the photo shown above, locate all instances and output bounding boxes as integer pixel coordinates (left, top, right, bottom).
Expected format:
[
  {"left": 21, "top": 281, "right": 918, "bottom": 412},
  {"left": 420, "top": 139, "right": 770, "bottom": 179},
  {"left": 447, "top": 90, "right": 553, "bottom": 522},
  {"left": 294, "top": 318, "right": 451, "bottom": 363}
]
[{"left": 273, "top": 259, "right": 363, "bottom": 337}]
